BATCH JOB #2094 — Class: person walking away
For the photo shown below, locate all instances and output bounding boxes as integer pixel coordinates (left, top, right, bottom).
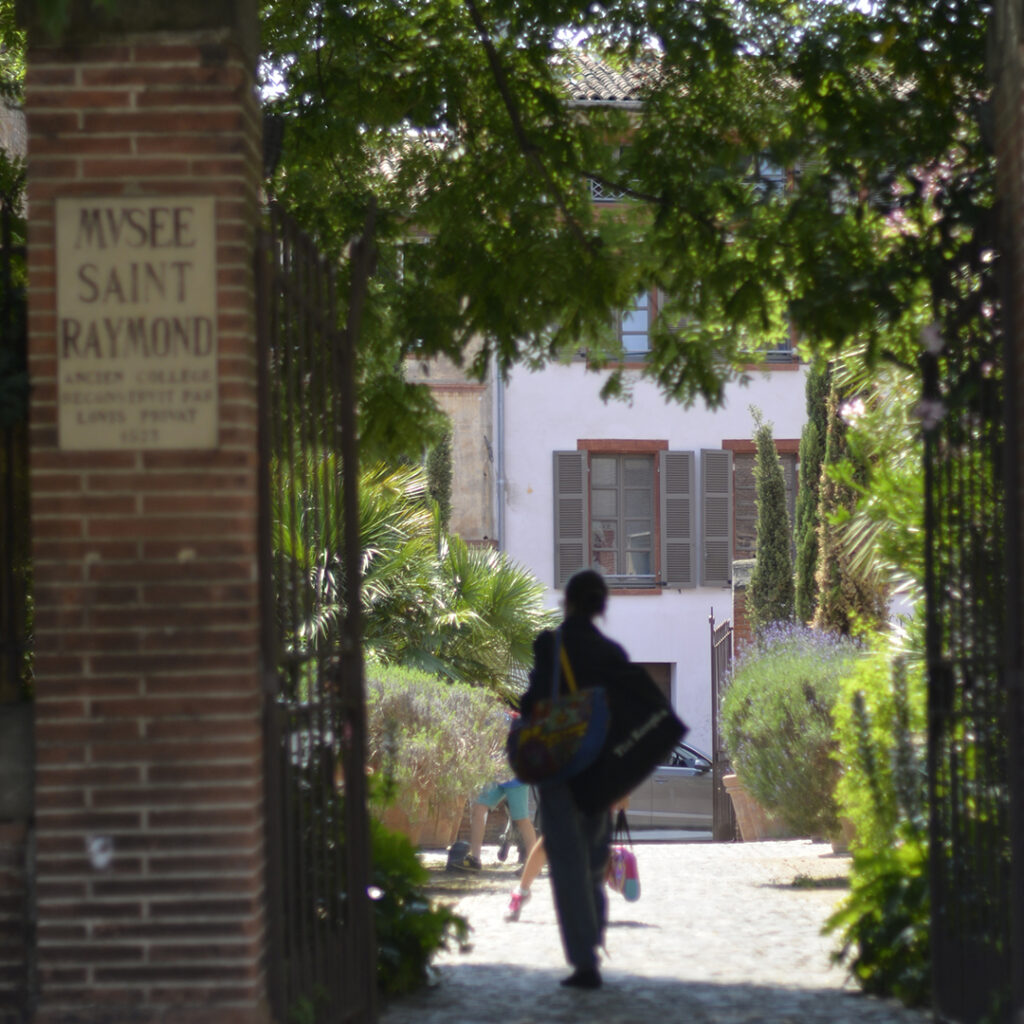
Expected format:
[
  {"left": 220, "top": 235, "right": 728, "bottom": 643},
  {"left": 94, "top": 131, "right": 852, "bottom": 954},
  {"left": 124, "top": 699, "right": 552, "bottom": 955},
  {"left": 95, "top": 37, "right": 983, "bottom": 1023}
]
[{"left": 518, "top": 569, "right": 626, "bottom": 989}]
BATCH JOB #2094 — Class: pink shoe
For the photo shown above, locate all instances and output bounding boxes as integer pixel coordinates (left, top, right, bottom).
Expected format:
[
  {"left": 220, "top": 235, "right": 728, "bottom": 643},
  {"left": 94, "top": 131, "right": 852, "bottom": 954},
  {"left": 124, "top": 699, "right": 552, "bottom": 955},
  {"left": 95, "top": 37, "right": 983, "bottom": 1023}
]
[{"left": 505, "top": 888, "right": 530, "bottom": 922}]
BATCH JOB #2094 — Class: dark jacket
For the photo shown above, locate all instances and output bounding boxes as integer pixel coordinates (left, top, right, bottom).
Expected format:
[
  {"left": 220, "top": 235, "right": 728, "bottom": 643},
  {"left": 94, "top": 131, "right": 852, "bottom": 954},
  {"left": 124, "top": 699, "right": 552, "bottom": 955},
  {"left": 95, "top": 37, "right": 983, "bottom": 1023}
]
[{"left": 519, "top": 614, "right": 628, "bottom": 718}]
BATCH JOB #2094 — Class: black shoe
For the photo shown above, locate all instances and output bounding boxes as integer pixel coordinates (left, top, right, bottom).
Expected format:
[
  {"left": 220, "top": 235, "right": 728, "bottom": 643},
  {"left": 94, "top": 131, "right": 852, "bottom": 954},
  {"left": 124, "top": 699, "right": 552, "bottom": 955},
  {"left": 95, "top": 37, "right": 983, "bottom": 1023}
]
[
  {"left": 561, "top": 968, "right": 601, "bottom": 989},
  {"left": 450, "top": 853, "right": 482, "bottom": 872}
]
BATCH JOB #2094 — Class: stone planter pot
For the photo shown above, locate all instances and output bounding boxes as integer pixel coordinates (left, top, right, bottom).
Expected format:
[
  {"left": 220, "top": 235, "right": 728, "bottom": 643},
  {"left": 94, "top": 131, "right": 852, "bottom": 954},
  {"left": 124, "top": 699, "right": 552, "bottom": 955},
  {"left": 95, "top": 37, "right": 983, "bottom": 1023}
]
[
  {"left": 418, "top": 797, "right": 467, "bottom": 849},
  {"left": 0, "top": 703, "right": 34, "bottom": 820},
  {"left": 376, "top": 803, "right": 423, "bottom": 845},
  {"left": 372, "top": 780, "right": 434, "bottom": 846},
  {"left": 722, "top": 773, "right": 792, "bottom": 841}
]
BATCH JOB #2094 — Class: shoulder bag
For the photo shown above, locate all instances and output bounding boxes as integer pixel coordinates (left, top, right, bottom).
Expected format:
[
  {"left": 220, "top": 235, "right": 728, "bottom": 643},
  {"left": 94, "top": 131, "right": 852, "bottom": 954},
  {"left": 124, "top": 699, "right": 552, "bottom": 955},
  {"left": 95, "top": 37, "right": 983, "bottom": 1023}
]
[
  {"left": 506, "top": 630, "right": 609, "bottom": 785},
  {"left": 570, "top": 661, "right": 687, "bottom": 814}
]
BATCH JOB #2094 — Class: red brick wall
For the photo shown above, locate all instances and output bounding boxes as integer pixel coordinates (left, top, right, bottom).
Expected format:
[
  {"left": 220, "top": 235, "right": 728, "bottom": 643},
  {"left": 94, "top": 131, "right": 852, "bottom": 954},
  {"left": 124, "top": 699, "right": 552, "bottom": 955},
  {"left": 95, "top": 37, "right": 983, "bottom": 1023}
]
[
  {"left": 732, "top": 588, "right": 753, "bottom": 655},
  {"left": 0, "top": 822, "right": 30, "bottom": 1022},
  {"left": 25, "top": 29, "right": 268, "bottom": 1023}
]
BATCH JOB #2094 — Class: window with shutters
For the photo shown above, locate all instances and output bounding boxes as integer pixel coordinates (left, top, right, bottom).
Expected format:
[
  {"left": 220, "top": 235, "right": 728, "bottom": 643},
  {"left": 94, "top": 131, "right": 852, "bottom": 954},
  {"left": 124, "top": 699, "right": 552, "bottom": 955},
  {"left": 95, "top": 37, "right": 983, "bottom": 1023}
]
[
  {"left": 723, "top": 440, "right": 798, "bottom": 562},
  {"left": 553, "top": 444, "right": 701, "bottom": 590}
]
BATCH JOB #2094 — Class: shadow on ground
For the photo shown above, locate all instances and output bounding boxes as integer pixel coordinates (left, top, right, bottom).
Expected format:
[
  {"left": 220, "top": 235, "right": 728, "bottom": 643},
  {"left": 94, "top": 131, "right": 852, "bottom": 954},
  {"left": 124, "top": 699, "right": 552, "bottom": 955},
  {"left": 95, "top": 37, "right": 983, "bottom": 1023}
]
[
  {"left": 379, "top": 963, "right": 929, "bottom": 1024},
  {"left": 422, "top": 863, "right": 525, "bottom": 899}
]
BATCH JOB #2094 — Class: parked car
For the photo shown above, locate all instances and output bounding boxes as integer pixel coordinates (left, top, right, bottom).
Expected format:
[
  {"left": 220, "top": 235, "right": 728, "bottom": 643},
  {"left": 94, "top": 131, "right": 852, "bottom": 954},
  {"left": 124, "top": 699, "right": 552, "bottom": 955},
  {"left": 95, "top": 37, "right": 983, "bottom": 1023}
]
[{"left": 624, "top": 740, "right": 713, "bottom": 830}]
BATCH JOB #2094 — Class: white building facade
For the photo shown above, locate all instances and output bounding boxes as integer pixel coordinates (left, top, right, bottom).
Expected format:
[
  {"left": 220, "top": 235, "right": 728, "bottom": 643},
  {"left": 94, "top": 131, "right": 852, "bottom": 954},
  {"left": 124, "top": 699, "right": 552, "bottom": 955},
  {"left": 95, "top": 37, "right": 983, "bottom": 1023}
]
[{"left": 497, "top": 358, "right": 808, "bottom": 754}]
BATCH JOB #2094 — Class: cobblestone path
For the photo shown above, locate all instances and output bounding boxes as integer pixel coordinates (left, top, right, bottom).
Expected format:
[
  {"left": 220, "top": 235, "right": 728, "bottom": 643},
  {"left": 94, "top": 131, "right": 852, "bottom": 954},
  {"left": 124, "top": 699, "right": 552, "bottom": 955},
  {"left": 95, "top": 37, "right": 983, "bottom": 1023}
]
[{"left": 378, "top": 839, "right": 932, "bottom": 1024}]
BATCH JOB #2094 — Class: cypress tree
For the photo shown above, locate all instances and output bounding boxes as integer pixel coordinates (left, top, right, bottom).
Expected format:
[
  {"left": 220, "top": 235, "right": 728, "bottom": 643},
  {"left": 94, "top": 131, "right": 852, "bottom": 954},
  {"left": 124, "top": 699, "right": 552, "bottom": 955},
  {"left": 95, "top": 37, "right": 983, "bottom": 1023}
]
[
  {"left": 426, "top": 424, "right": 453, "bottom": 535},
  {"left": 746, "top": 411, "right": 795, "bottom": 633},
  {"left": 794, "top": 360, "right": 831, "bottom": 623}
]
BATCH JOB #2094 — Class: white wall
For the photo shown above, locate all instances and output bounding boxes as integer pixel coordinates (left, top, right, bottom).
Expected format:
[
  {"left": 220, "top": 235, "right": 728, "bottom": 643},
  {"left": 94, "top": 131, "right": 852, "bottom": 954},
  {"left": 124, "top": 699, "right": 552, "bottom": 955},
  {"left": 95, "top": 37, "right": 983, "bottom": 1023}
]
[{"left": 500, "top": 362, "right": 808, "bottom": 753}]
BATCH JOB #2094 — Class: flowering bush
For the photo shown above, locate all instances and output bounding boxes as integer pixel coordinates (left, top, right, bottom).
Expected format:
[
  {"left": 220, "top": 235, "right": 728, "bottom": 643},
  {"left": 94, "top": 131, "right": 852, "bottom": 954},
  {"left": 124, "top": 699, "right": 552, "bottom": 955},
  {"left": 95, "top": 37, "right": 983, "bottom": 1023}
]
[{"left": 721, "top": 622, "right": 862, "bottom": 837}]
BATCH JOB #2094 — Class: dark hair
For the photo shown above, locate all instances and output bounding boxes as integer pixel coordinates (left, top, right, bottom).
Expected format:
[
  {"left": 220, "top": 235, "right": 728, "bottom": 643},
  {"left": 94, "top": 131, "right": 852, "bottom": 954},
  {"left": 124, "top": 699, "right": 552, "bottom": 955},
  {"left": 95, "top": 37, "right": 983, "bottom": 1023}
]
[{"left": 564, "top": 569, "right": 608, "bottom": 619}]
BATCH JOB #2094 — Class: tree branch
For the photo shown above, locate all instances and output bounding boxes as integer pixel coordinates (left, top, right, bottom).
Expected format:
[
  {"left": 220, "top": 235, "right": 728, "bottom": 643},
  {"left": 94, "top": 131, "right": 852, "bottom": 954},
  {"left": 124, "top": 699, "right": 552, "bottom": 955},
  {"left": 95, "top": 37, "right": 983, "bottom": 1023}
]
[{"left": 463, "top": 0, "right": 597, "bottom": 253}]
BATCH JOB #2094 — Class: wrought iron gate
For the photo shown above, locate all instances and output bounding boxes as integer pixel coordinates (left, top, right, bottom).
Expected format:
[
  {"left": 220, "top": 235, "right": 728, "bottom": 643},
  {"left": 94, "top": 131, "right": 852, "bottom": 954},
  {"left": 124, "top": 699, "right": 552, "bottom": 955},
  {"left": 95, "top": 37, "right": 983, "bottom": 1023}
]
[
  {"left": 709, "top": 609, "right": 737, "bottom": 842},
  {"left": 0, "top": 175, "right": 28, "bottom": 706},
  {"left": 922, "top": 221, "right": 1019, "bottom": 1020},
  {"left": 256, "top": 204, "right": 376, "bottom": 1024}
]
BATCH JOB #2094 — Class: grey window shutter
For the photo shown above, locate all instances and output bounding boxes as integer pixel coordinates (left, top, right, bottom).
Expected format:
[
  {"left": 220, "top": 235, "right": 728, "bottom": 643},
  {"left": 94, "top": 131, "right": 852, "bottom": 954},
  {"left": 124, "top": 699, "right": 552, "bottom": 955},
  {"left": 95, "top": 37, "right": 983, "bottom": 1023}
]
[
  {"left": 553, "top": 451, "right": 588, "bottom": 588},
  {"left": 701, "top": 448, "right": 733, "bottom": 587},
  {"left": 659, "top": 451, "right": 695, "bottom": 587}
]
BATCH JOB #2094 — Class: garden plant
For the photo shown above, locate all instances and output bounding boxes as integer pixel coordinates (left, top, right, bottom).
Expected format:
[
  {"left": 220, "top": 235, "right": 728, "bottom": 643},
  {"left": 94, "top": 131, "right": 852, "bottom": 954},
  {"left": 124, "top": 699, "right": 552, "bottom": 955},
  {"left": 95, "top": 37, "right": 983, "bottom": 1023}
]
[
  {"left": 365, "top": 661, "right": 511, "bottom": 829},
  {"left": 721, "top": 622, "right": 863, "bottom": 839},
  {"left": 744, "top": 410, "right": 795, "bottom": 634},
  {"left": 827, "top": 633, "right": 930, "bottom": 1006}
]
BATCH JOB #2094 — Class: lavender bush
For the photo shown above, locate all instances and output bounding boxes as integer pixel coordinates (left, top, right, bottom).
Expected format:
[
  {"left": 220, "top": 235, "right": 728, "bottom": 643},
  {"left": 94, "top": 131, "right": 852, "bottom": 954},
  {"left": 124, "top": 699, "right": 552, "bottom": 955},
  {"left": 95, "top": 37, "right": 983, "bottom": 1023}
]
[{"left": 721, "top": 622, "right": 863, "bottom": 837}]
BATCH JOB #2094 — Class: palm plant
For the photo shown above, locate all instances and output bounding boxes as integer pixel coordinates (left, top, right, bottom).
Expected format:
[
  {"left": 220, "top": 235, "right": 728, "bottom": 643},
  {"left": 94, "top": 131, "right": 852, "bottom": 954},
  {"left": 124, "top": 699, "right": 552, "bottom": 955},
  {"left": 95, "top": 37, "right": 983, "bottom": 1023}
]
[
  {"left": 825, "top": 352, "right": 924, "bottom": 614},
  {"left": 433, "top": 535, "right": 558, "bottom": 701},
  {"left": 272, "top": 456, "right": 554, "bottom": 698}
]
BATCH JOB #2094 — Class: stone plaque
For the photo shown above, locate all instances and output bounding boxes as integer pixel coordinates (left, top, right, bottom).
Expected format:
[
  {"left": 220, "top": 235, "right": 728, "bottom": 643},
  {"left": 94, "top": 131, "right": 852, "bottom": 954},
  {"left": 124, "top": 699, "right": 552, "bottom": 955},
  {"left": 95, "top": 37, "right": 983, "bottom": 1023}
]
[{"left": 56, "top": 196, "right": 218, "bottom": 450}]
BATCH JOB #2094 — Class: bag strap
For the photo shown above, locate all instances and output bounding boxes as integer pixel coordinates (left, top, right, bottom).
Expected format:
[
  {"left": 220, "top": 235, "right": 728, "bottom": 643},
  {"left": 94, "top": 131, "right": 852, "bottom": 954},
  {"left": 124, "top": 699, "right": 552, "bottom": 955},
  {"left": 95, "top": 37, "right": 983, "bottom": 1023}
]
[
  {"left": 559, "top": 646, "right": 578, "bottom": 693},
  {"left": 612, "top": 807, "right": 633, "bottom": 846},
  {"left": 551, "top": 628, "right": 579, "bottom": 697}
]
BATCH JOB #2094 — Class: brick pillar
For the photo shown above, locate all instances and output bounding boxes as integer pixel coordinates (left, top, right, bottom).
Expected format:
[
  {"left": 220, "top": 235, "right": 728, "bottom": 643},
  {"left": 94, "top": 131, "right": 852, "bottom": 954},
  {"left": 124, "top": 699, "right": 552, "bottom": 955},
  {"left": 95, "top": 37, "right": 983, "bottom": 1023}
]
[{"left": 22, "top": 5, "right": 268, "bottom": 1021}]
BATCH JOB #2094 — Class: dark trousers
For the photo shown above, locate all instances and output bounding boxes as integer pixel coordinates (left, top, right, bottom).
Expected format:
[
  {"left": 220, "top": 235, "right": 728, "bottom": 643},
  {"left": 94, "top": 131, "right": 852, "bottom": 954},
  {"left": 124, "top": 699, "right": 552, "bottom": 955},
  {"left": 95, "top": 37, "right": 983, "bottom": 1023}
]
[{"left": 539, "top": 780, "right": 611, "bottom": 971}]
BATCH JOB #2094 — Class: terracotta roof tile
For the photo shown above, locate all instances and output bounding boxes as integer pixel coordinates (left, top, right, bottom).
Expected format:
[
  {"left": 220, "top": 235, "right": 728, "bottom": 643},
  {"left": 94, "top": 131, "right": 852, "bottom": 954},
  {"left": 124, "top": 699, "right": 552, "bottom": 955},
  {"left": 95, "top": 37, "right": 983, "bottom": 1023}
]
[{"left": 555, "top": 50, "right": 659, "bottom": 106}]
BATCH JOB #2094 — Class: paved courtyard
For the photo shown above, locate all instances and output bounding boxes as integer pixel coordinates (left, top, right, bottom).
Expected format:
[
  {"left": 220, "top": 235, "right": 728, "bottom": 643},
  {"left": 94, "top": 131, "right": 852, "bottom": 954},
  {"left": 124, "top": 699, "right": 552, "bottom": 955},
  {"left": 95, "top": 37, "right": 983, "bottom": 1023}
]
[{"left": 379, "top": 839, "right": 933, "bottom": 1024}]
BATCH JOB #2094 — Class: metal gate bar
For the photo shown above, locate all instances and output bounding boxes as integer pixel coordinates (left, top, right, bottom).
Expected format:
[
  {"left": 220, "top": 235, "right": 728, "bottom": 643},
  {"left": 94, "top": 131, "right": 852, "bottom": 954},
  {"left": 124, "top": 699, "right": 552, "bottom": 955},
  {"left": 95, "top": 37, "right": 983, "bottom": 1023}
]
[
  {"left": 257, "top": 204, "right": 376, "bottom": 1024},
  {"left": 923, "top": 299, "right": 1012, "bottom": 1021},
  {"left": 0, "top": 189, "right": 28, "bottom": 707},
  {"left": 709, "top": 609, "right": 737, "bottom": 842}
]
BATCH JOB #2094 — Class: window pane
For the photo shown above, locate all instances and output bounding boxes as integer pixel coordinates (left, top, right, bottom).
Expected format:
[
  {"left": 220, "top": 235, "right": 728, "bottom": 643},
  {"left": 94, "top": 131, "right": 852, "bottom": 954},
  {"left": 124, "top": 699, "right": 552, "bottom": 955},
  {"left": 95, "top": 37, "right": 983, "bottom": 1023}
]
[
  {"left": 591, "top": 456, "right": 617, "bottom": 487},
  {"left": 624, "top": 489, "right": 651, "bottom": 517},
  {"left": 625, "top": 550, "right": 651, "bottom": 575},
  {"left": 622, "top": 308, "right": 648, "bottom": 333},
  {"left": 592, "top": 490, "right": 617, "bottom": 517},
  {"left": 626, "top": 523, "right": 651, "bottom": 548},
  {"left": 587, "top": 452, "right": 655, "bottom": 585},
  {"left": 623, "top": 457, "right": 652, "bottom": 485}
]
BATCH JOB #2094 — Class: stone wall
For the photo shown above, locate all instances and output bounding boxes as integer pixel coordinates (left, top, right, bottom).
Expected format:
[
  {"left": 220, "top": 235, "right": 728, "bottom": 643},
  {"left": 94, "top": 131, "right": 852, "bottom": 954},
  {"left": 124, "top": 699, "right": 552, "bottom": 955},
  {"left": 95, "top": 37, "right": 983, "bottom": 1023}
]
[{"left": 406, "top": 349, "right": 496, "bottom": 544}]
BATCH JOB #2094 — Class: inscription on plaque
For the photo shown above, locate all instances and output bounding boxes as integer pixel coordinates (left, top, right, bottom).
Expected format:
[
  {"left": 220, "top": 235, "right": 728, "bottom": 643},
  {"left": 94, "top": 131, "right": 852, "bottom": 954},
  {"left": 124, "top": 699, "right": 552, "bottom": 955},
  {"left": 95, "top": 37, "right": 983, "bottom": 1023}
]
[{"left": 56, "top": 196, "right": 218, "bottom": 450}]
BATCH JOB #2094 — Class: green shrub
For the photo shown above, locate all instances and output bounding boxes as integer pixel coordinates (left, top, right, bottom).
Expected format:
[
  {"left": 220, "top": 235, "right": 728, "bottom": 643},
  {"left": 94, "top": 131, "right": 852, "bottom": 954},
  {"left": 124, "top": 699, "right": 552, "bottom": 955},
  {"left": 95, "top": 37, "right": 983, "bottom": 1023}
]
[
  {"left": 370, "top": 815, "right": 469, "bottom": 996},
  {"left": 826, "top": 632, "right": 930, "bottom": 1006},
  {"left": 721, "top": 622, "right": 861, "bottom": 837},
  {"left": 365, "top": 661, "right": 509, "bottom": 820},
  {"left": 284, "top": 766, "right": 469, "bottom": 1007}
]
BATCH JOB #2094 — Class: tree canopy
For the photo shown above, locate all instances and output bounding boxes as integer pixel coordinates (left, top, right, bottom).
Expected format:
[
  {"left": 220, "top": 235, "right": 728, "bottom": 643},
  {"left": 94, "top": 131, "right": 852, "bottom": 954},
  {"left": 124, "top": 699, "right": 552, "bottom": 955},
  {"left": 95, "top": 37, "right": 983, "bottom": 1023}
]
[
  {"left": 0, "top": 0, "right": 996, "bottom": 452},
  {"left": 259, "top": 0, "right": 994, "bottom": 457}
]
